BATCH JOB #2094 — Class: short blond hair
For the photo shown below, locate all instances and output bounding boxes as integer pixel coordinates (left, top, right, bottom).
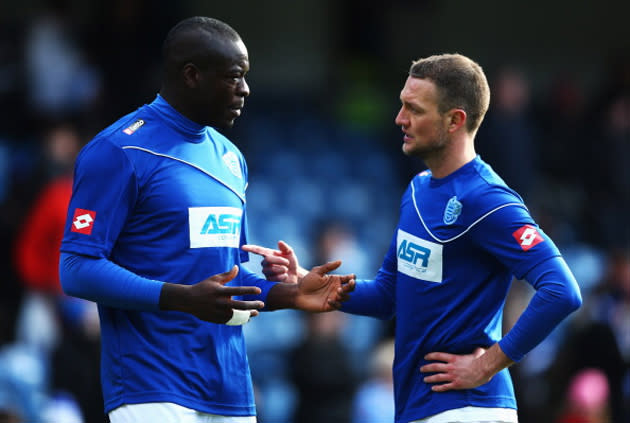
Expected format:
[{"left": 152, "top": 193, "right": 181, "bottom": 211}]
[{"left": 409, "top": 54, "right": 490, "bottom": 132}]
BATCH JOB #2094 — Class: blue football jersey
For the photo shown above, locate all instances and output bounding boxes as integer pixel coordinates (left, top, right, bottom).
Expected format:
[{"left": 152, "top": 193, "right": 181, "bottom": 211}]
[
  {"left": 61, "top": 95, "right": 256, "bottom": 415},
  {"left": 381, "top": 157, "right": 561, "bottom": 422}
]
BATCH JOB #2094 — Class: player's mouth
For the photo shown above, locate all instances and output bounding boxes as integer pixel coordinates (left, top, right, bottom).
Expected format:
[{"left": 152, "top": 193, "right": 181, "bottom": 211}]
[{"left": 229, "top": 103, "right": 244, "bottom": 117}]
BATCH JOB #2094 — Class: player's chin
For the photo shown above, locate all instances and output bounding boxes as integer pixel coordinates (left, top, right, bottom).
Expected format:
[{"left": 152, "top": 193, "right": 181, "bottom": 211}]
[
  {"left": 214, "top": 117, "right": 236, "bottom": 131},
  {"left": 222, "top": 116, "right": 237, "bottom": 128},
  {"left": 401, "top": 143, "right": 415, "bottom": 156}
]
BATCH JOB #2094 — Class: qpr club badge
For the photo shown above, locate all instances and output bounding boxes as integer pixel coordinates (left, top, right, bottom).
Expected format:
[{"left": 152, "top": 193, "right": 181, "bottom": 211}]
[
  {"left": 443, "top": 196, "right": 462, "bottom": 225},
  {"left": 222, "top": 151, "right": 242, "bottom": 178}
]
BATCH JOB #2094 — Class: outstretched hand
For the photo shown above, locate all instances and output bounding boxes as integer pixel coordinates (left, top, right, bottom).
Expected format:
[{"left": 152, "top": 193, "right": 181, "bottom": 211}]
[
  {"left": 296, "top": 260, "right": 356, "bottom": 312},
  {"left": 160, "top": 266, "right": 265, "bottom": 324},
  {"left": 242, "top": 241, "right": 305, "bottom": 283},
  {"left": 243, "top": 241, "right": 356, "bottom": 312}
]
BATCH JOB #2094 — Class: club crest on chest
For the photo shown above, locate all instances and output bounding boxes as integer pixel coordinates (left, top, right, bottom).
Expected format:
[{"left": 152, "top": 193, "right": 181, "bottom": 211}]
[
  {"left": 222, "top": 151, "right": 242, "bottom": 179},
  {"left": 443, "top": 196, "right": 462, "bottom": 225}
]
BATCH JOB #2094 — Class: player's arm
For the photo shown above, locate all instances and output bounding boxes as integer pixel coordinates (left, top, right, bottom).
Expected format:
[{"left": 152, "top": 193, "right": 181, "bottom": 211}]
[
  {"left": 336, "top": 231, "right": 397, "bottom": 319},
  {"left": 498, "top": 255, "right": 582, "bottom": 360},
  {"left": 421, "top": 205, "right": 582, "bottom": 391},
  {"left": 421, "top": 256, "right": 581, "bottom": 391},
  {"left": 243, "top": 236, "right": 396, "bottom": 318},
  {"left": 60, "top": 252, "right": 264, "bottom": 324},
  {"left": 60, "top": 140, "right": 262, "bottom": 325}
]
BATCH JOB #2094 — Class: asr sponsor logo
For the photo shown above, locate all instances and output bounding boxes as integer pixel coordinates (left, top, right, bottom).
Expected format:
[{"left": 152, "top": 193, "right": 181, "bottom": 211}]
[
  {"left": 397, "top": 240, "right": 431, "bottom": 267},
  {"left": 396, "top": 229, "right": 443, "bottom": 283},
  {"left": 200, "top": 213, "right": 241, "bottom": 235},
  {"left": 189, "top": 207, "right": 242, "bottom": 248}
]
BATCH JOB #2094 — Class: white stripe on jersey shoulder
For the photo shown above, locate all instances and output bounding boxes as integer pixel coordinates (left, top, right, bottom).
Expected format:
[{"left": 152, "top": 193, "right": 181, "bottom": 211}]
[
  {"left": 411, "top": 180, "right": 522, "bottom": 244},
  {"left": 122, "top": 145, "right": 246, "bottom": 204}
]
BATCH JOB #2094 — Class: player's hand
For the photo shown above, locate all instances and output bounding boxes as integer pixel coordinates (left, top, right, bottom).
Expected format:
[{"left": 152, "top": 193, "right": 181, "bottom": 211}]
[
  {"left": 420, "top": 347, "right": 491, "bottom": 391},
  {"left": 242, "top": 241, "right": 306, "bottom": 284},
  {"left": 295, "top": 260, "right": 356, "bottom": 312},
  {"left": 161, "top": 266, "right": 264, "bottom": 324}
]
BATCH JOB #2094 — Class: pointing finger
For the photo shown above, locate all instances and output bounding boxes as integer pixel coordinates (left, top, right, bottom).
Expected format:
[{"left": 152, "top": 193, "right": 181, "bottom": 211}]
[{"left": 241, "top": 244, "right": 276, "bottom": 257}]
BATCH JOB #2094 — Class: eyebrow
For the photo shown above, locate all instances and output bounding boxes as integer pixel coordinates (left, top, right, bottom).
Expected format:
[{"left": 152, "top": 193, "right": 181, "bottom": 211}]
[{"left": 401, "top": 98, "right": 422, "bottom": 110}]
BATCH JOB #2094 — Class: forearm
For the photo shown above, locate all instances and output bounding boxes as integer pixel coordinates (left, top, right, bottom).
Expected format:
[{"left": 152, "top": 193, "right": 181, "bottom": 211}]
[
  {"left": 341, "top": 279, "right": 395, "bottom": 320},
  {"left": 159, "top": 282, "right": 194, "bottom": 313},
  {"left": 479, "top": 343, "right": 515, "bottom": 377},
  {"left": 59, "top": 251, "right": 164, "bottom": 310},
  {"left": 499, "top": 257, "right": 582, "bottom": 361},
  {"left": 264, "top": 282, "right": 299, "bottom": 310}
]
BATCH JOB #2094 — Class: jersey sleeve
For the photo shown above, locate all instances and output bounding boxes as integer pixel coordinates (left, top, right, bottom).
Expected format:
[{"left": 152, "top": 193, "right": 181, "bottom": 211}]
[
  {"left": 340, "top": 231, "right": 397, "bottom": 320},
  {"left": 470, "top": 204, "right": 581, "bottom": 361},
  {"left": 470, "top": 204, "right": 561, "bottom": 279},
  {"left": 498, "top": 256, "right": 582, "bottom": 361},
  {"left": 60, "top": 139, "right": 138, "bottom": 258},
  {"left": 59, "top": 252, "right": 163, "bottom": 310},
  {"left": 238, "top": 265, "right": 279, "bottom": 307}
]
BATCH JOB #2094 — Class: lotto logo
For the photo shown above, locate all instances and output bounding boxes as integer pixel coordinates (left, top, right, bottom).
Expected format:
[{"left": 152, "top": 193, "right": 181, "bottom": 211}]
[
  {"left": 123, "top": 119, "right": 145, "bottom": 135},
  {"left": 71, "top": 208, "right": 96, "bottom": 235},
  {"left": 512, "top": 225, "right": 544, "bottom": 251}
]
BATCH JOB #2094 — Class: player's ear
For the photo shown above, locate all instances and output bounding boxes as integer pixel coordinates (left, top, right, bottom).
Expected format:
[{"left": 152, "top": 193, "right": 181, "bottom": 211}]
[
  {"left": 182, "top": 63, "right": 201, "bottom": 88},
  {"left": 446, "top": 109, "right": 467, "bottom": 133}
]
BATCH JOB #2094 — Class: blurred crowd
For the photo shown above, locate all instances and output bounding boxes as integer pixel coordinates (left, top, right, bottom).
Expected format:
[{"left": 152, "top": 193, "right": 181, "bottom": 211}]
[{"left": 0, "top": 1, "right": 629, "bottom": 423}]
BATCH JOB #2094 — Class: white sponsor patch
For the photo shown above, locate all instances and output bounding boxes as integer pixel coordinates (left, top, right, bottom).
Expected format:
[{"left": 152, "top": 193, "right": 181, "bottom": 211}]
[
  {"left": 396, "top": 229, "right": 443, "bottom": 282},
  {"left": 188, "top": 207, "right": 242, "bottom": 248}
]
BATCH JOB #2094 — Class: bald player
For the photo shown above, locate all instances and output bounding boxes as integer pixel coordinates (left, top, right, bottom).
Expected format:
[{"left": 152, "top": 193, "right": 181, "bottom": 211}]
[{"left": 59, "top": 16, "right": 355, "bottom": 423}]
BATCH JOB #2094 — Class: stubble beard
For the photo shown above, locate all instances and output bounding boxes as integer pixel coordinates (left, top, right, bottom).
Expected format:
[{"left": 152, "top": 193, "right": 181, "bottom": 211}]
[{"left": 403, "top": 129, "right": 450, "bottom": 161}]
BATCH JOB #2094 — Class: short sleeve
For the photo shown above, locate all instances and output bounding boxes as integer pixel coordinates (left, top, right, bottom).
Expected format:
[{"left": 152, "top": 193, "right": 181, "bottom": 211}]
[{"left": 61, "top": 139, "right": 138, "bottom": 258}]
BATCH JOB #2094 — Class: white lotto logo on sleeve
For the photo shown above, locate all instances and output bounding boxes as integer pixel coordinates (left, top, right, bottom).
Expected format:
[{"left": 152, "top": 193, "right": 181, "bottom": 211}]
[
  {"left": 188, "top": 207, "right": 242, "bottom": 248},
  {"left": 397, "top": 229, "right": 443, "bottom": 282}
]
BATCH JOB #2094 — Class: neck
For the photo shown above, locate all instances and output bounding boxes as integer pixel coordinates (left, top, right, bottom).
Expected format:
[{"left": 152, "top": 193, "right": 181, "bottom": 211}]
[
  {"left": 159, "top": 87, "right": 197, "bottom": 124},
  {"left": 425, "top": 135, "right": 476, "bottom": 179}
]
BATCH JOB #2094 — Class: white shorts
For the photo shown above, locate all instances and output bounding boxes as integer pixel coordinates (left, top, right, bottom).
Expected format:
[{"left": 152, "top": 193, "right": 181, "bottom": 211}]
[
  {"left": 108, "top": 402, "right": 257, "bottom": 423},
  {"left": 410, "top": 406, "right": 518, "bottom": 423}
]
